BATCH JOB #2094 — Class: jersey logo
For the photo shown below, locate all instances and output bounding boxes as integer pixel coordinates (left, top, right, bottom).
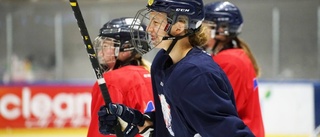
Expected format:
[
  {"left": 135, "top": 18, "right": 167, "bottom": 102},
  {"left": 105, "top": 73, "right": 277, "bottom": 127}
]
[
  {"left": 144, "top": 101, "right": 155, "bottom": 113},
  {"left": 159, "top": 94, "right": 174, "bottom": 136},
  {"left": 160, "top": 81, "right": 164, "bottom": 87},
  {"left": 253, "top": 78, "right": 258, "bottom": 90},
  {"left": 144, "top": 74, "right": 151, "bottom": 78}
]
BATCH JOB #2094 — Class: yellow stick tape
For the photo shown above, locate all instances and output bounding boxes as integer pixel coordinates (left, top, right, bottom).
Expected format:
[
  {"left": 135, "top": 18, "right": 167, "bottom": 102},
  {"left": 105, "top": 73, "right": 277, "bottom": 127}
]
[{"left": 70, "top": 2, "right": 77, "bottom": 6}]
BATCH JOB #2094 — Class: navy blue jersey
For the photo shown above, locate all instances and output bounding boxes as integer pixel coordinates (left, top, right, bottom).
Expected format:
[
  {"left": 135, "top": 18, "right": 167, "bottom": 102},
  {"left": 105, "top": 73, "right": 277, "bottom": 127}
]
[{"left": 150, "top": 47, "right": 254, "bottom": 137}]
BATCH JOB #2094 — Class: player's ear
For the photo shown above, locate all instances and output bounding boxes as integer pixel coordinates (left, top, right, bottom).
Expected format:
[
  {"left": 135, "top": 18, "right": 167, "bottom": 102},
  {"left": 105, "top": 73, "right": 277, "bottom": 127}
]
[{"left": 171, "top": 22, "right": 186, "bottom": 35}]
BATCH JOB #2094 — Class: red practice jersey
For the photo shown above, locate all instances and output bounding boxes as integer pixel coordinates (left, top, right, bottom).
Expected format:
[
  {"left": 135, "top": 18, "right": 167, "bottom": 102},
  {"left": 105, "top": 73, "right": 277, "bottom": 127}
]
[
  {"left": 213, "top": 49, "right": 265, "bottom": 137},
  {"left": 87, "top": 65, "right": 155, "bottom": 137}
]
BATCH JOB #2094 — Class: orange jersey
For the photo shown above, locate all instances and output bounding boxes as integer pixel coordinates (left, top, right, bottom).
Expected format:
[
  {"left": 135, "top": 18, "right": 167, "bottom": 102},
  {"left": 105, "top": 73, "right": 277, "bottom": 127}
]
[
  {"left": 213, "top": 49, "right": 265, "bottom": 137},
  {"left": 87, "top": 65, "right": 154, "bottom": 137}
]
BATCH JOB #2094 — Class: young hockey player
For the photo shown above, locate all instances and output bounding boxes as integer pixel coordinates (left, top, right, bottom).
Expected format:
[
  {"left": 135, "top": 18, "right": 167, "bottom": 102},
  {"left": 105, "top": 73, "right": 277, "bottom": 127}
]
[
  {"left": 87, "top": 17, "right": 154, "bottom": 137},
  {"left": 98, "top": 0, "right": 254, "bottom": 136},
  {"left": 203, "top": 1, "right": 264, "bottom": 137}
]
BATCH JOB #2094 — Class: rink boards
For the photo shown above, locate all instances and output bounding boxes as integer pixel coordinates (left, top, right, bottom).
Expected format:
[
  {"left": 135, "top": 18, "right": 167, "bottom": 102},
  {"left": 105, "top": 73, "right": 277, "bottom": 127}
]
[{"left": 0, "top": 81, "right": 319, "bottom": 137}]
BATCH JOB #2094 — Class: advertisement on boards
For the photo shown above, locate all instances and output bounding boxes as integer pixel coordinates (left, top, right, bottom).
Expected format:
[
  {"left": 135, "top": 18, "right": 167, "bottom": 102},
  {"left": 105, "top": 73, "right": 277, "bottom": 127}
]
[{"left": 0, "top": 85, "right": 92, "bottom": 128}]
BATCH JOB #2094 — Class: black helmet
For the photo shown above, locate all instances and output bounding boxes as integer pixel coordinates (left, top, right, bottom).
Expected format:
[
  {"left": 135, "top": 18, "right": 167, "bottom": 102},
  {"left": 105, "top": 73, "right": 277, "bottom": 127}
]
[
  {"left": 204, "top": 1, "right": 243, "bottom": 37},
  {"left": 130, "top": 0, "right": 205, "bottom": 54},
  {"left": 147, "top": 0, "right": 205, "bottom": 30},
  {"left": 99, "top": 17, "right": 150, "bottom": 52},
  {"left": 94, "top": 17, "right": 150, "bottom": 71}
]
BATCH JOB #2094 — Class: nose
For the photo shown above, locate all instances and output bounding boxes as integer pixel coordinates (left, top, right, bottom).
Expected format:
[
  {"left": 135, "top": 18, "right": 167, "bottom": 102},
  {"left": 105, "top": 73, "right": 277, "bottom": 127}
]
[
  {"left": 218, "top": 27, "right": 225, "bottom": 33},
  {"left": 97, "top": 49, "right": 103, "bottom": 56},
  {"left": 146, "top": 24, "right": 153, "bottom": 33}
]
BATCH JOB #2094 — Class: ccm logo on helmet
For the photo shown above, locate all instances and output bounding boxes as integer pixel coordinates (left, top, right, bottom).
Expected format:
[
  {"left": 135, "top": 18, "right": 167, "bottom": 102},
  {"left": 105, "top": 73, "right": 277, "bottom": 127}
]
[
  {"left": 176, "top": 8, "right": 190, "bottom": 12},
  {"left": 217, "top": 17, "right": 229, "bottom": 21}
]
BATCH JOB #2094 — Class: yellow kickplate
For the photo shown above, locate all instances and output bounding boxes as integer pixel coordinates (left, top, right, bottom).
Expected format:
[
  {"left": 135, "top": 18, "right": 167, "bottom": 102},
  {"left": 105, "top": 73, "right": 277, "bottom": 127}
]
[{"left": 0, "top": 128, "right": 87, "bottom": 137}]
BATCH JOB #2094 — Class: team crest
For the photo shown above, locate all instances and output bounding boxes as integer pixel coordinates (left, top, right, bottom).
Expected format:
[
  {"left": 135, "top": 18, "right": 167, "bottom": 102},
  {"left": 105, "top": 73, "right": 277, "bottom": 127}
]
[
  {"left": 144, "top": 101, "right": 155, "bottom": 113},
  {"left": 159, "top": 94, "right": 174, "bottom": 136}
]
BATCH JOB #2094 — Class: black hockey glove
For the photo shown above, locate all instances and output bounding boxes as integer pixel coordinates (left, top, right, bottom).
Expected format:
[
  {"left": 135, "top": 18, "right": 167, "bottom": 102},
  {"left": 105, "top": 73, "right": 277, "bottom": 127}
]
[
  {"left": 109, "top": 103, "right": 146, "bottom": 137},
  {"left": 98, "top": 105, "right": 118, "bottom": 135}
]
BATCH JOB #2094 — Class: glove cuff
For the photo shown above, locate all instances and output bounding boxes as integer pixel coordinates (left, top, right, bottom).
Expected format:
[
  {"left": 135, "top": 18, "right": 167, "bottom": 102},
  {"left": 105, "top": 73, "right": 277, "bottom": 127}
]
[
  {"left": 144, "top": 112, "right": 155, "bottom": 122},
  {"left": 123, "top": 124, "right": 139, "bottom": 136},
  {"left": 139, "top": 125, "right": 154, "bottom": 136},
  {"left": 132, "top": 110, "right": 145, "bottom": 126}
]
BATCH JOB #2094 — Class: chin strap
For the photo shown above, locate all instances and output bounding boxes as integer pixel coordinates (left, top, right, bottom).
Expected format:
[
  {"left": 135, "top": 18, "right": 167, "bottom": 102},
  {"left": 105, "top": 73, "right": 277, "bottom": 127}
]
[
  {"left": 163, "top": 27, "right": 201, "bottom": 55},
  {"left": 163, "top": 34, "right": 187, "bottom": 55}
]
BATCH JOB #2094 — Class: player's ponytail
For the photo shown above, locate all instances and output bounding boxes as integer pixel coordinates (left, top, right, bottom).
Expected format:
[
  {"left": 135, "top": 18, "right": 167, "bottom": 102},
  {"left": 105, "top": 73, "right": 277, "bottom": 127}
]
[
  {"left": 177, "top": 15, "right": 208, "bottom": 47},
  {"left": 189, "top": 25, "right": 208, "bottom": 47},
  {"left": 235, "top": 37, "right": 261, "bottom": 77}
]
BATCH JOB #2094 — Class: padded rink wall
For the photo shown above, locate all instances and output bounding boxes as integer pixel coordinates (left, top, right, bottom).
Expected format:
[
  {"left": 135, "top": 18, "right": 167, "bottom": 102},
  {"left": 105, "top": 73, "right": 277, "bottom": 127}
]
[
  {"left": 259, "top": 81, "right": 320, "bottom": 137},
  {"left": 0, "top": 81, "right": 319, "bottom": 137}
]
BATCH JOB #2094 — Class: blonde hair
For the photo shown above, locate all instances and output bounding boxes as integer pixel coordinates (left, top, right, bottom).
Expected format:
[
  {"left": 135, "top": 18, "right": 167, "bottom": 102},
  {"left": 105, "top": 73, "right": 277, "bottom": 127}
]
[
  {"left": 133, "top": 54, "right": 151, "bottom": 72},
  {"left": 140, "top": 58, "right": 151, "bottom": 72},
  {"left": 236, "top": 37, "right": 260, "bottom": 77},
  {"left": 189, "top": 25, "right": 208, "bottom": 47},
  {"left": 177, "top": 15, "right": 208, "bottom": 47}
]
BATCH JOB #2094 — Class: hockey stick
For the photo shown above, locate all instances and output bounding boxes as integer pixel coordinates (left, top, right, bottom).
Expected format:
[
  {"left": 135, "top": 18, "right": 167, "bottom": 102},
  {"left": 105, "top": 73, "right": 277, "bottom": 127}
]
[{"left": 68, "top": 0, "right": 123, "bottom": 136}]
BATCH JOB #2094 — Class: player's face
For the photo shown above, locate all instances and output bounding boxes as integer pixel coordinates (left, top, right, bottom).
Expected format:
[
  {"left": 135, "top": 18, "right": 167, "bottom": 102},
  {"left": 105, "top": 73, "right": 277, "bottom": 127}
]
[
  {"left": 202, "top": 21, "right": 218, "bottom": 50},
  {"left": 202, "top": 21, "right": 228, "bottom": 48},
  {"left": 146, "top": 11, "right": 169, "bottom": 47},
  {"left": 95, "top": 37, "right": 117, "bottom": 67},
  {"left": 117, "top": 42, "right": 132, "bottom": 61},
  {"left": 215, "top": 23, "right": 228, "bottom": 41}
]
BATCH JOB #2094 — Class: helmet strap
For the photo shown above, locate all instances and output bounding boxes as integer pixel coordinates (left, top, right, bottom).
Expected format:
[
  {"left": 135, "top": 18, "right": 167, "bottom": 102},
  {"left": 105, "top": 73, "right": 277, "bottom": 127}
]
[
  {"left": 162, "top": 33, "right": 190, "bottom": 55},
  {"left": 162, "top": 26, "right": 201, "bottom": 54}
]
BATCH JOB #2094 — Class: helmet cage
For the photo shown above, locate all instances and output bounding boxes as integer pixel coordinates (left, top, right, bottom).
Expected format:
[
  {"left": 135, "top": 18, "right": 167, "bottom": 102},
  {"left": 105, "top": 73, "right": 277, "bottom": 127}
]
[
  {"left": 93, "top": 36, "right": 120, "bottom": 71},
  {"left": 146, "top": 0, "right": 204, "bottom": 30},
  {"left": 129, "top": 0, "right": 205, "bottom": 54},
  {"left": 99, "top": 17, "right": 150, "bottom": 55},
  {"left": 130, "top": 8, "right": 169, "bottom": 54},
  {"left": 206, "top": 12, "right": 242, "bottom": 37}
]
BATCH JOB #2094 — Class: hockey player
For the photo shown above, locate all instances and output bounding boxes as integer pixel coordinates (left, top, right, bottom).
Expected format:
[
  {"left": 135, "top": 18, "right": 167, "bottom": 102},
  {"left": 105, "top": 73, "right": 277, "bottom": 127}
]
[
  {"left": 203, "top": 1, "right": 265, "bottom": 137},
  {"left": 97, "top": 0, "right": 255, "bottom": 136},
  {"left": 87, "top": 17, "right": 155, "bottom": 137}
]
